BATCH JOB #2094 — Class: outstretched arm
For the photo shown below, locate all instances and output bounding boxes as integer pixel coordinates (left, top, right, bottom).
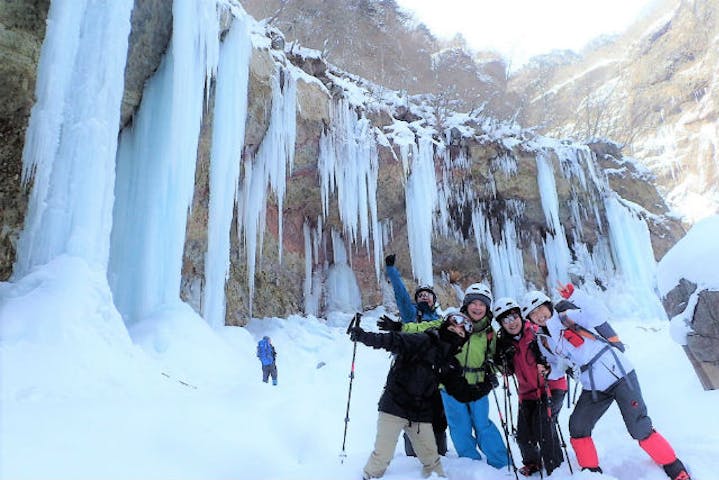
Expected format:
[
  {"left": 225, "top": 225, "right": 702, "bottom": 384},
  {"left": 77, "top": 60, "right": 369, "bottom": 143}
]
[
  {"left": 401, "top": 318, "right": 441, "bottom": 333},
  {"left": 350, "top": 327, "right": 429, "bottom": 356}
]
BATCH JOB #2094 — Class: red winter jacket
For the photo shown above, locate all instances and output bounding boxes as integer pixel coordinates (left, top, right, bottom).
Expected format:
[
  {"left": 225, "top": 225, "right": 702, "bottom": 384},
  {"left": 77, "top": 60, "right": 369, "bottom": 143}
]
[{"left": 498, "top": 321, "right": 567, "bottom": 401}]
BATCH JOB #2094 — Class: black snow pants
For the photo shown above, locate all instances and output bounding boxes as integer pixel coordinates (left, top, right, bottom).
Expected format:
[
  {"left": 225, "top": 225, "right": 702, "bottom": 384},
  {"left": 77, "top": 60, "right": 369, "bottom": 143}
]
[{"left": 516, "top": 389, "right": 566, "bottom": 474}]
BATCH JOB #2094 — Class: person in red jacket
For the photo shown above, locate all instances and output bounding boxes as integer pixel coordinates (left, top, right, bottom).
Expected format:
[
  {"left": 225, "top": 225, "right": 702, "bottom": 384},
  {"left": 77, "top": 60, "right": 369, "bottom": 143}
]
[{"left": 493, "top": 297, "right": 569, "bottom": 477}]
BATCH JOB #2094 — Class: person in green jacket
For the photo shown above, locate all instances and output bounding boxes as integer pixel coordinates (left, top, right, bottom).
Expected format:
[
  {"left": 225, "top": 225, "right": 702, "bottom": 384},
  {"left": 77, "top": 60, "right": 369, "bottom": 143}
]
[{"left": 379, "top": 283, "right": 509, "bottom": 469}]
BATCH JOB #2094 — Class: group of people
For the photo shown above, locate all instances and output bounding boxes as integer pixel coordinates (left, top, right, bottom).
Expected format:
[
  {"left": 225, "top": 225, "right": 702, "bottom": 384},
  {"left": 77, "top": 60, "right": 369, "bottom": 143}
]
[{"left": 347, "top": 254, "right": 691, "bottom": 480}]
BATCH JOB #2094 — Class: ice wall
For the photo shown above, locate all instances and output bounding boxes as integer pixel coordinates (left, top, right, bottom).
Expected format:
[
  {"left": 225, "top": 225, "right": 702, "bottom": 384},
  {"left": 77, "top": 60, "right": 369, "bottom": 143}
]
[{"left": 14, "top": 0, "right": 134, "bottom": 277}]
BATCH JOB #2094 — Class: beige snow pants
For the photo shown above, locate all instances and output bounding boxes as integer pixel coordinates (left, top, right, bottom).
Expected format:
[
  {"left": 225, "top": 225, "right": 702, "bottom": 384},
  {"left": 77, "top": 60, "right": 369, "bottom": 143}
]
[{"left": 363, "top": 411, "right": 445, "bottom": 479}]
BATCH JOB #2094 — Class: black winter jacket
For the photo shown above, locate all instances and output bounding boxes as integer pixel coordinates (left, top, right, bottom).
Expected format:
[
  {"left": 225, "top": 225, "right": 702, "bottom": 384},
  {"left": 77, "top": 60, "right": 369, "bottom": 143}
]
[{"left": 354, "top": 328, "right": 494, "bottom": 423}]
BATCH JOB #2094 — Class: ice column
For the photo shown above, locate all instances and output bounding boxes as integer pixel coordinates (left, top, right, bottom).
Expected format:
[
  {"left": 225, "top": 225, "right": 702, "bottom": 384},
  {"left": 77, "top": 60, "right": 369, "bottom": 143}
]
[
  {"left": 302, "top": 218, "right": 323, "bottom": 316},
  {"left": 203, "top": 15, "right": 251, "bottom": 329},
  {"left": 14, "top": 0, "right": 134, "bottom": 277},
  {"left": 325, "top": 230, "right": 362, "bottom": 313},
  {"left": 109, "top": 0, "right": 219, "bottom": 325},
  {"left": 536, "top": 152, "right": 573, "bottom": 289},
  {"left": 605, "top": 195, "right": 666, "bottom": 318}
]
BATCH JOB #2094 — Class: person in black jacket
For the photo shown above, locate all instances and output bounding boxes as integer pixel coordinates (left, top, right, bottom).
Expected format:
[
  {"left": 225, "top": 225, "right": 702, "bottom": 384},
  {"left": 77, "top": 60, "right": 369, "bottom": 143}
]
[{"left": 349, "top": 313, "right": 497, "bottom": 480}]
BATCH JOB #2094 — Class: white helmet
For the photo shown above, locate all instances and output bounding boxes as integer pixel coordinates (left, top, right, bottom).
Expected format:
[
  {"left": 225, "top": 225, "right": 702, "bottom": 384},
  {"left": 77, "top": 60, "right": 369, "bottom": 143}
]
[
  {"left": 493, "top": 297, "right": 521, "bottom": 319},
  {"left": 521, "top": 290, "right": 552, "bottom": 318},
  {"left": 463, "top": 282, "right": 492, "bottom": 304}
]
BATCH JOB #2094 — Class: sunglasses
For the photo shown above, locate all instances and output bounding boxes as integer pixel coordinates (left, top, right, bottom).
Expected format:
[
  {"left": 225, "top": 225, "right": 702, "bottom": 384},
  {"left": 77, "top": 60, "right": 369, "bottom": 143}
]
[
  {"left": 500, "top": 311, "right": 521, "bottom": 324},
  {"left": 446, "top": 313, "right": 474, "bottom": 334}
]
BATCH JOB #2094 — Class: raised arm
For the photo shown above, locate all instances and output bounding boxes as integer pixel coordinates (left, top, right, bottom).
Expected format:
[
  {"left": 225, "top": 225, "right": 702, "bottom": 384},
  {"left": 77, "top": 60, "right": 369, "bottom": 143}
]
[{"left": 385, "top": 256, "right": 416, "bottom": 323}]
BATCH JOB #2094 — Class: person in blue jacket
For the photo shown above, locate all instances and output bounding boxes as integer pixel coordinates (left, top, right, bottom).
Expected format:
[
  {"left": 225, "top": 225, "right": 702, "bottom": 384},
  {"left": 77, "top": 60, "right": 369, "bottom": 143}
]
[
  {"left": 256, "top": 336, "right": 278, "bottom": 386},
  {"left": 384, "top": 254, "right": 442, "bottom": 325},
  {"left": 382, "top": 254, "right": 446, "bottom": 456}
]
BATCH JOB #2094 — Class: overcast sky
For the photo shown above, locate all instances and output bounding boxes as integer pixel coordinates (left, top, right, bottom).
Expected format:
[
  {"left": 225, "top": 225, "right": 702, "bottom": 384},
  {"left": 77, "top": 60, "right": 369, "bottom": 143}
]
[{"left": 395, "top": 0, "right": 661, "bottom": 66}]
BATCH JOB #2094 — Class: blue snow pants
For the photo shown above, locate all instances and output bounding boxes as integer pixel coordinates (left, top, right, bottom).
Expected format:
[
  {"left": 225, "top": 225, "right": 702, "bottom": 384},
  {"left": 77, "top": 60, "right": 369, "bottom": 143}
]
[{"left": 441, "top": 389, "right": 508, "bottom": 468}]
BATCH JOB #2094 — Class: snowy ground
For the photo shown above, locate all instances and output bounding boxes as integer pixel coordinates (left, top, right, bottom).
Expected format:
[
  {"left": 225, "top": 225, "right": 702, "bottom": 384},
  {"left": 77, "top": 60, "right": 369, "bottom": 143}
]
[{"left": 0, "top": 276, "right": 715, "bottom": 480}]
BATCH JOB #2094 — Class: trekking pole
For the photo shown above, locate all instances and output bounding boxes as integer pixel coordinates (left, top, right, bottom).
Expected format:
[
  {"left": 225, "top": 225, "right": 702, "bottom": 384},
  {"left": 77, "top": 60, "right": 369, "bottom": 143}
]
[
  {"left": 509, "top": 376, "right": 517, "bottom": 436},
  {"left": 554, "top": 417, "right": 574, "bottom": 474},
  {"left": 566, "top": 372, "right": 571, "bottom": 409},
  {"left": 543, "top": 373, "right": 574, "bottom": 475},
  {"left": 491, "top": 385, "right": 519, "bottom": 480},
  {"left": 572, "top": 374, "right": 580, "bottom": 405},
  {"left": 535, "top": 372, "right": 547, "bottom": 479},
  {"left": 340, "top": 313, "right": 362, "bottom": 463},
  {"left": 501, "top": 358, "right": 517, "bottom": 437}
]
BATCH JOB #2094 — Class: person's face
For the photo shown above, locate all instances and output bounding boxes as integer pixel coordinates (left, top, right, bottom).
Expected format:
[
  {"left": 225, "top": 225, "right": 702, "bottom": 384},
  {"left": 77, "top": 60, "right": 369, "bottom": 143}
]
[
  {"left": 416, "top": 291, "right": 434, "bottom": 304},
  {"left": 447, "top": 322, "right": 467, "bottom": 338},
  {"left": 466, "top": 299, "right": 487, "bottom": 321},
  {"left": 528, "top": 304, "right": 552, "bottom": 327},
  {"left": 500, "top": 311, "right": 523, "bottom": 335}
]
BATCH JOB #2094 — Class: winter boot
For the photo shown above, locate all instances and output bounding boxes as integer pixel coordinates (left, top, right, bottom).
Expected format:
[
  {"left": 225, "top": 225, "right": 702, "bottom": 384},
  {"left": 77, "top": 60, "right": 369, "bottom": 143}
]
[
  {"left": 570, "top": 437, "right": 600, "bottom": 470},
  {"left": 582, "top": 467, "right": 603, "bottom": 473},
  {"left": 518, "top": 463, "right": 541, "bottom": 476},
  {"left": 663, "top": 458, "right": 692, "bottom": 480}
]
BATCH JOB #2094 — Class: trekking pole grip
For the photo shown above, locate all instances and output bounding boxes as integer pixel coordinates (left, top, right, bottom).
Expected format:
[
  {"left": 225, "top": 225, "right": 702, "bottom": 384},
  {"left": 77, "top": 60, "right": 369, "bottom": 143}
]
[{"left": 346, "top": 312, "right": 362, "bottom": 335}]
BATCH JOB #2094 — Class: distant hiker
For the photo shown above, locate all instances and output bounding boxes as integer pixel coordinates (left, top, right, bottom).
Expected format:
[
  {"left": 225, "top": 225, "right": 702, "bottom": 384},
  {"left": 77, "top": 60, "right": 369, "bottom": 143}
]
[
  {"left": 256, "top": 336, "right": 278, "bottom": 386},
  {"left": 382, "top": 253, "right": 447, "bottom": 457},
  {"left": 397, "top": 283, "right": 509, "bottom": 469},
  {"left": 493, "top": 297, "right": 569, "bottom": 476},
  {"left": 522, "top": 283, "right": 692, "bottom": 480},
  {"left": 349, "top": 313, "right": 495, "bottom": 479}
]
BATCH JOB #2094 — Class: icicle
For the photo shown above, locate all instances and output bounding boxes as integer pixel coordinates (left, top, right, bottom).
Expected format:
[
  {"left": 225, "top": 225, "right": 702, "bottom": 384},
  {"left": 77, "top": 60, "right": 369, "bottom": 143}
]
[
  {"left": 404, "top": 135, "right": 437, "bottom": 286},
  {"left": 236, "top": 65, "right": 296, "bottom": 316},
  {"left": 471, "top": 205, "right": 525, "bottom": 298},
  {"left": 203, "top": 14, "right": 251, "bottom": 329},
  {"left": 318, "top": 99, "right": 382, "bottom": 282},
  {"left": 14, "top": 0, "right": 134, "bottom": 277}
]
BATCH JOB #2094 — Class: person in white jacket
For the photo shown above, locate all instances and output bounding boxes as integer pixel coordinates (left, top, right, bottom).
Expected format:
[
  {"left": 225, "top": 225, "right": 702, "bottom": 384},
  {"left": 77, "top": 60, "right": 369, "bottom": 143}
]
[{"left": 521, "top": 283, "right": 691, "bottom": 480}]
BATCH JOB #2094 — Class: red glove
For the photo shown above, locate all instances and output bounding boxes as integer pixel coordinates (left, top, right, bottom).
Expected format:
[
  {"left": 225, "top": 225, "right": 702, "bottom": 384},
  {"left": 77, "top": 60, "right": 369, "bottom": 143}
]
[{"left": 558, "top": 282, "right": 574, "bottom": 299}]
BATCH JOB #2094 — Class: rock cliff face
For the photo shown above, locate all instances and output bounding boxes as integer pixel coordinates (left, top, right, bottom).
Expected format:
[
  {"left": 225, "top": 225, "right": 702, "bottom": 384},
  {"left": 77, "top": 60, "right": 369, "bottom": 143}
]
[
  {"left": 1, "top": 1, "right": 684, "bottom": 329},
  {"left": 662, "top": 279, "right": 719, "bottom": 389},
  {"left": 0, "top": 0, "right": 50, "bottom": 280}
]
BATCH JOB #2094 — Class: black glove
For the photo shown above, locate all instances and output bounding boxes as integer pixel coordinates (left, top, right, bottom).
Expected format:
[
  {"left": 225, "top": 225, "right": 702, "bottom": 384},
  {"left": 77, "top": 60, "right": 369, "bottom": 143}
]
[
  {"left": 385, "top": 254, "right": 396, "bottom": 267},
  {"left": 487, "top": 372, "right": 499, "bottom": 389},
  {"left": 498, "top": 345, "right": 516, "bottom": 363},
  {"left": 377, "top": 315, "right": 402, "bottom": 332},
  {"left": 565, "top": 365, "right": 581, "bottom": 379},
  {"left": 348, "top": 325, "right": 365, "bottom": 342}
]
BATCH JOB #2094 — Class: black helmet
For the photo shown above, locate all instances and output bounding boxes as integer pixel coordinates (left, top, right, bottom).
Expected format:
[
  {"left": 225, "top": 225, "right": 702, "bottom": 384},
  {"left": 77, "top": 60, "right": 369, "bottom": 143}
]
[{"left": 414, "top": 285, "right": 437, "bottom": 305}]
